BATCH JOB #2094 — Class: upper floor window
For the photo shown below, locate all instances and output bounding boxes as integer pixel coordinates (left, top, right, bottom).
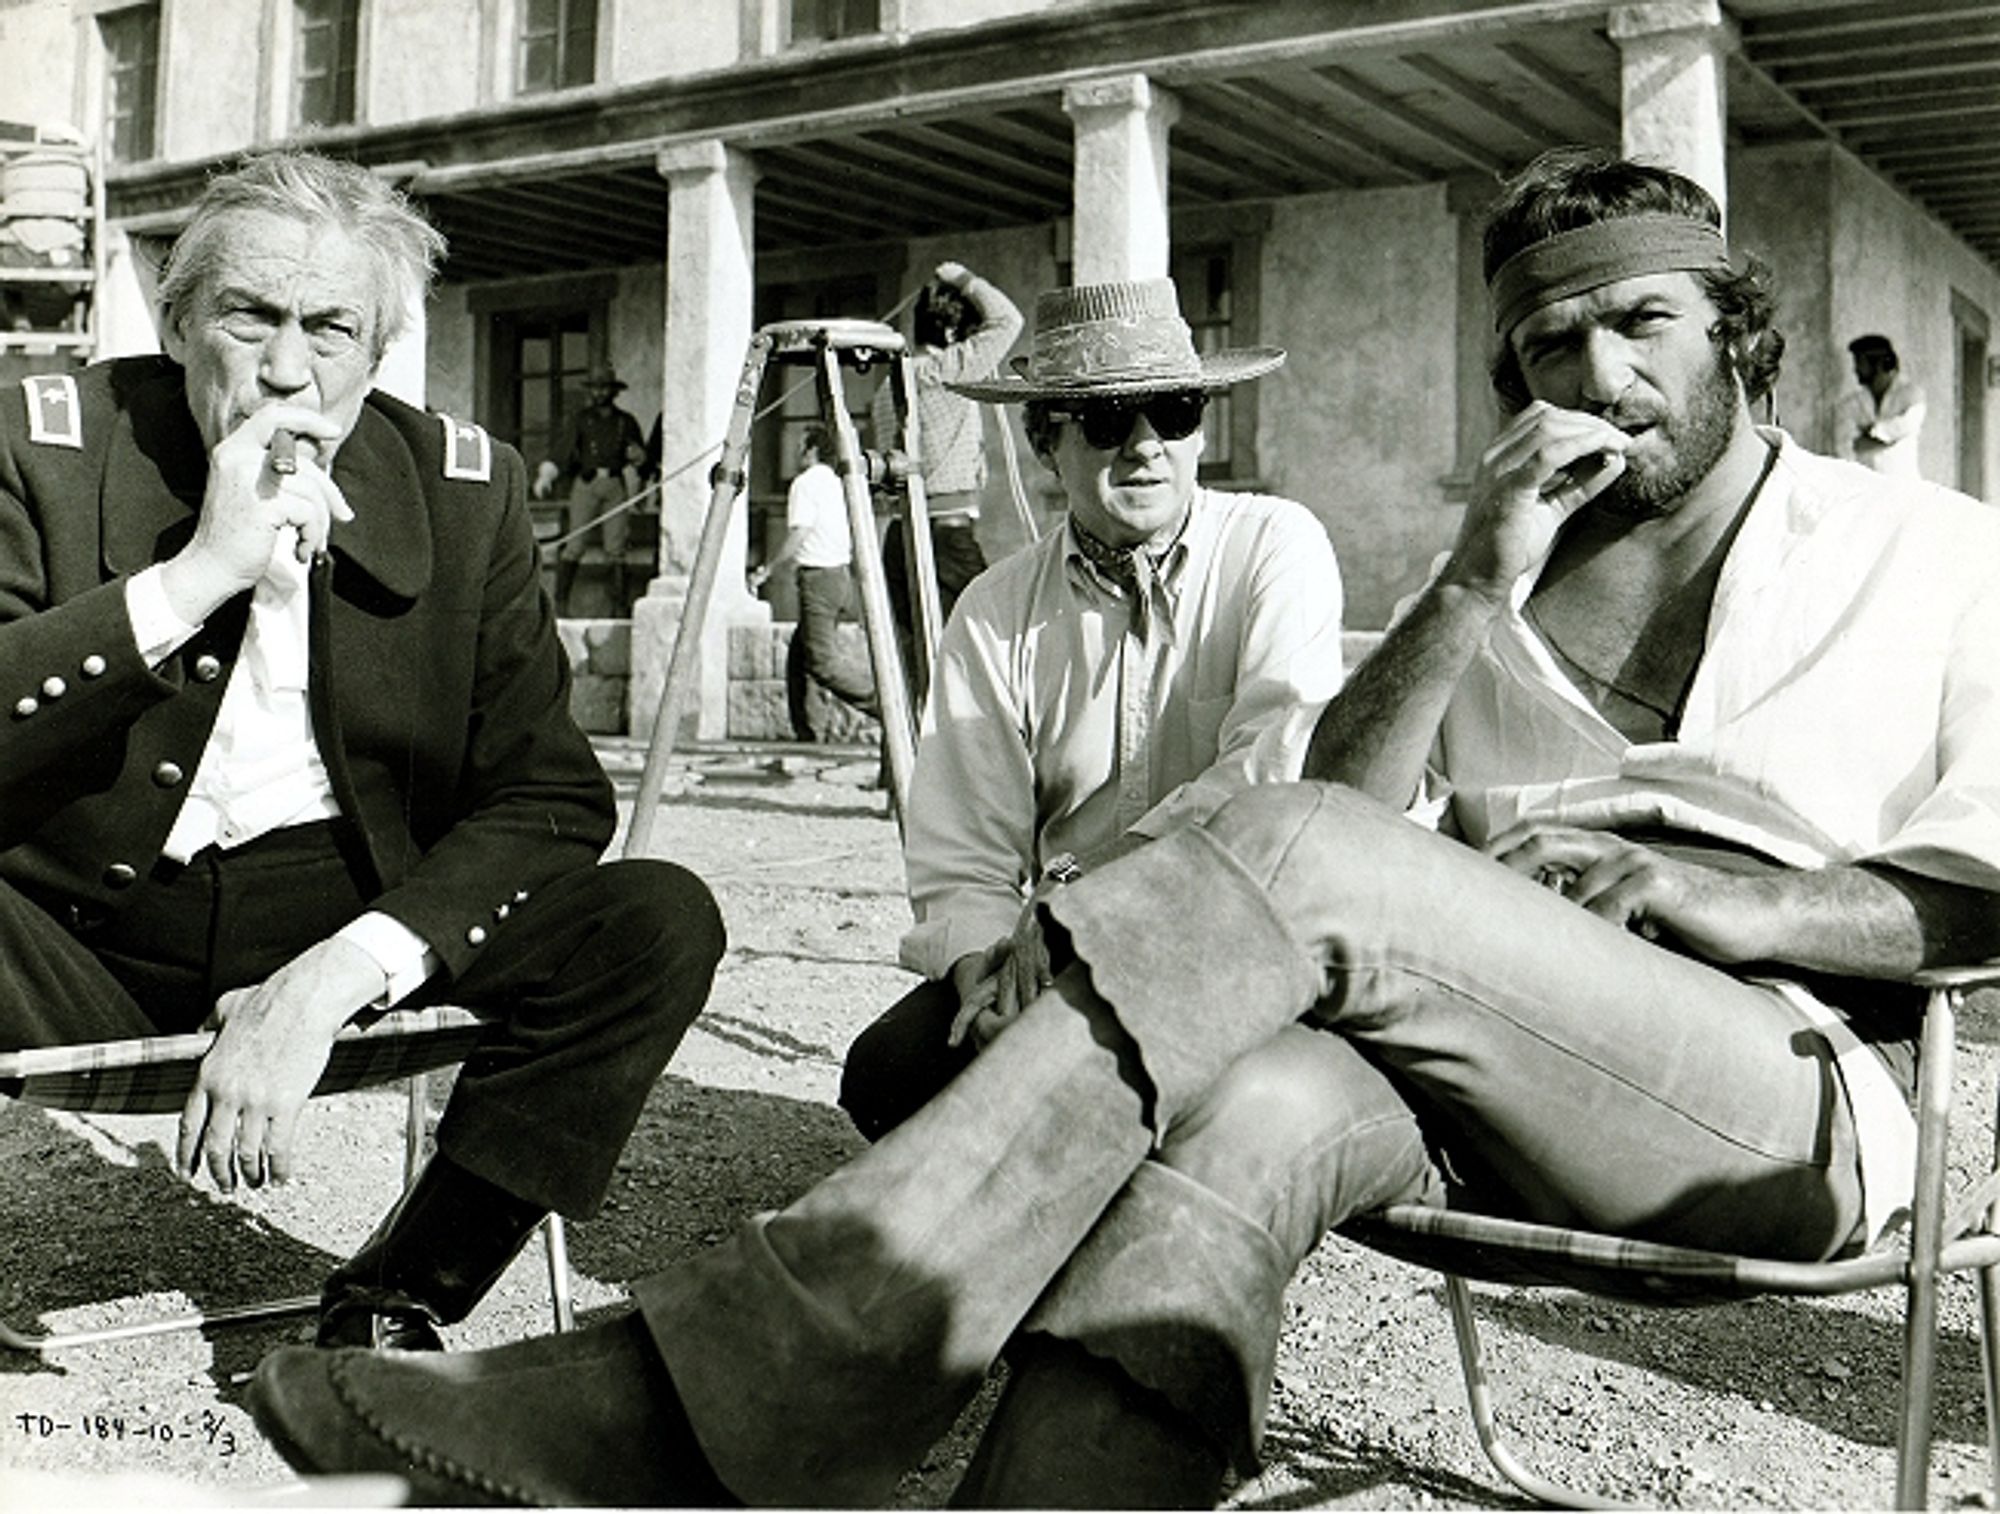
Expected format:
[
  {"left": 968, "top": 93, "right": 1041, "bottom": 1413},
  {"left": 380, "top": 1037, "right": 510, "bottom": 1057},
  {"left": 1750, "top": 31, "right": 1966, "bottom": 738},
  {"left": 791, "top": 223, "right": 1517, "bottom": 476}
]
[
  {"left": 295, "top": 0, "right": 361, "bottom": 129},
  {"left": 789, "top": 0, "right": 880, "bottom": 46},
  {"left": 99, "top": 5, "right": 160, "bottom": 163},
  {"left": 518, "top": 0, "right": 597, "bottom": 94}
]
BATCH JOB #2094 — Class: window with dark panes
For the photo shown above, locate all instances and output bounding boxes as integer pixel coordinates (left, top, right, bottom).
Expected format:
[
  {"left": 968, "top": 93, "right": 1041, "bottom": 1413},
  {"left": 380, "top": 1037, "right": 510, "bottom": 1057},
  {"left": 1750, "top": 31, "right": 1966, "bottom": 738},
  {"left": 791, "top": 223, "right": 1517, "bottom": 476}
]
[
  {"left": 100, "top": 5, "right": 160, "bottom": 163},
  {"left": 519, "top": 0, "right": 597, "bottom": 94},
  {"left": 790, "top": 0, "right": 880, "bottom": 44},
  {"left": 295, "top": 0, "right": 361, "bottom": 129},
  {"left": 1171, "top": 246, "right": 1238, "bottom": 477}
]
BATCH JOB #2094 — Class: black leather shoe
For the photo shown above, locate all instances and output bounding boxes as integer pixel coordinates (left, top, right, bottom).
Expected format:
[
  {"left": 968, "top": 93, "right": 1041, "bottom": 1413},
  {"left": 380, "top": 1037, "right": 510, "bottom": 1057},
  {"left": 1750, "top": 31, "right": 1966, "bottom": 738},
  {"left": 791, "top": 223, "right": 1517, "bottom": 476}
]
[
  {"left": 253, "top": 1312, "right": 738, "bottom": 1507},
  {"left": 315, "top": 1298, "right": 446, "bottom": 1353}
]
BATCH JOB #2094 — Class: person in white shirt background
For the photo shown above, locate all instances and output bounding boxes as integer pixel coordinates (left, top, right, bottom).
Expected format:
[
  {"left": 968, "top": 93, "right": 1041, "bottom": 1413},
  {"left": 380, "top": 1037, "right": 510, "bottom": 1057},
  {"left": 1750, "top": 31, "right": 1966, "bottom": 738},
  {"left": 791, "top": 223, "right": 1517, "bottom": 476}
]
[
  {"left": 749, "top": 422, "right": 881, "bottom": 742},
  {"left": 1837, "top": 331, "right": 1927, "bottom": 478}
]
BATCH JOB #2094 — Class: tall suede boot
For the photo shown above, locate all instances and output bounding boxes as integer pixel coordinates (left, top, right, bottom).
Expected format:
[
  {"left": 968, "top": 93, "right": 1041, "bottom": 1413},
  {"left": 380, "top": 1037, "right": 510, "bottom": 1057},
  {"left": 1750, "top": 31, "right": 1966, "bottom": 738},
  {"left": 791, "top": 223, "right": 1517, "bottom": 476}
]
[
  {"left": 955, "top": 1161, "right": 1294, "bottom": 1506},
  {"left": 952, "top": 1335, "right": 1228, "bottom": 1509},
  {"left": 553, "top": 556, "right": 580, "bottom": 616},
  {"left": 317, "top": 1154, "right": 549, "bottom": 1351}
]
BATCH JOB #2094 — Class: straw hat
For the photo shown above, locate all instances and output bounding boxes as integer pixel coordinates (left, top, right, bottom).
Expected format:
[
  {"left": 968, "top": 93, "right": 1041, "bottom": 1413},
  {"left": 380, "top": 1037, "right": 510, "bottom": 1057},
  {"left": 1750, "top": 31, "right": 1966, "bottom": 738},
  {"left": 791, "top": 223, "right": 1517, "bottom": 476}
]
[{"left": 945, "top": 277, "right": 1284, "bottom": 403}]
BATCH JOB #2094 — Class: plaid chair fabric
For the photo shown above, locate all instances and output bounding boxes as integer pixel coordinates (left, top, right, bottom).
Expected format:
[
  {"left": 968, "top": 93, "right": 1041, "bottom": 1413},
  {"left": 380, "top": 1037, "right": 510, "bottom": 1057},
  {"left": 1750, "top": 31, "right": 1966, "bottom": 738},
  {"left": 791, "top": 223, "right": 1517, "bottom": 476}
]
[
  {"left": 0, "top": 1008, "right": 487, "bottom": 1116},
  {"left": 1339, "top": 964, "right": 2000, "bottom": 1510}
]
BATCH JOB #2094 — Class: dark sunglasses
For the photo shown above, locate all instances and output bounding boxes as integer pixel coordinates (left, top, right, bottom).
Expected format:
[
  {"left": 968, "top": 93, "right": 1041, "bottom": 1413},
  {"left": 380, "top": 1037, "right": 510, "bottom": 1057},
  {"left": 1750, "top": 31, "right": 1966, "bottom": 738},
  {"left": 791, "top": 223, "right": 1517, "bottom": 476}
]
[{"left": 1055, "top": 391, "right": 1207, "bottom": 450}]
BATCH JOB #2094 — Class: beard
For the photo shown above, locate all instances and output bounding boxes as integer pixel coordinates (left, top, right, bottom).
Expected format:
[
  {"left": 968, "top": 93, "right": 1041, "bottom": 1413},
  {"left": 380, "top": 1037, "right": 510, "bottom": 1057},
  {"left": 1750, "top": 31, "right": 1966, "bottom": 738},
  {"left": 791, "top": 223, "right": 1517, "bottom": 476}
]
[{"left": 1594, "top": 340, "right": 1741, "bottom": 518}]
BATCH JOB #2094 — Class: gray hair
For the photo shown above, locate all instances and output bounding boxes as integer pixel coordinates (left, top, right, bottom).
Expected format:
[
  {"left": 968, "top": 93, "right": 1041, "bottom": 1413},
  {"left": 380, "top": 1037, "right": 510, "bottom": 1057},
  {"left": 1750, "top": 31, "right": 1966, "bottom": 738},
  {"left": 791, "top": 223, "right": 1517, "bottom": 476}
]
[{"left": 157, "top": 150, "right": 445, "bottom": 361}]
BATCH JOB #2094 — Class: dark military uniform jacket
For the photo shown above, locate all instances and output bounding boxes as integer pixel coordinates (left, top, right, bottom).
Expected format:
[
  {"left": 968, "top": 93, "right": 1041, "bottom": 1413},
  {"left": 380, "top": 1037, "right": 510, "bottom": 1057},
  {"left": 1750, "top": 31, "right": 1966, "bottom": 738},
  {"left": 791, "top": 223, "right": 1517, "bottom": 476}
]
[
  {"left": 0, "top": 357, "right": 613, "bottom": 982},
  {"left": 558, "top": 401, "right": 645, "bottom": 483}
]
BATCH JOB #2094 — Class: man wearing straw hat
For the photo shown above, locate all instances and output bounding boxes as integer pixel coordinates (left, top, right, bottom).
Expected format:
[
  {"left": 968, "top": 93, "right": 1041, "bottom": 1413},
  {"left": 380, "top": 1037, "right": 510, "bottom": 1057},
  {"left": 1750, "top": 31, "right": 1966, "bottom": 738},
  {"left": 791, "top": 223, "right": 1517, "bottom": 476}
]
[{"left": 841, "top": 277, "right": 1345, "bottom": 1152}]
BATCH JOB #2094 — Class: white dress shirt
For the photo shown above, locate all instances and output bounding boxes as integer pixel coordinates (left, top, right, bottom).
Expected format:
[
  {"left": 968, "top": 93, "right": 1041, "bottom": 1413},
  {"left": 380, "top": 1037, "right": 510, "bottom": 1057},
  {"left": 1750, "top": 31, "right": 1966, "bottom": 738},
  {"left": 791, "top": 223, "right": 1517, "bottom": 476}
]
[
  {"left": 126, "top": 553, "right": 437, "bottom": 1005},
  {"left": 1409, "top": 429, "right": 2000, "bottom": 1243}
]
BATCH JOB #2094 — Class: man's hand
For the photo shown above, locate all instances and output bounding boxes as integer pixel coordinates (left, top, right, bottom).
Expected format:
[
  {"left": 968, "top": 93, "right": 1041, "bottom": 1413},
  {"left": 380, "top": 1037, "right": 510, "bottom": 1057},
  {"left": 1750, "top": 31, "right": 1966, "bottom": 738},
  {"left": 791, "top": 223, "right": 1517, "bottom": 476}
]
[
  {"left": 945, "top": 884, "right": 1065, "bottom": 1050},
  {"left": 176, "top": 937, "right": 386, "bottom": 1192},
  {"left": 1442, "top": 402, "right": 1631, "bottom": 604},
  {"left": 1486, "top": 823, "right": 1773, "bottom": 964},
  {"left": 159, "top": 406, "right": 353, "bottom": 626}
]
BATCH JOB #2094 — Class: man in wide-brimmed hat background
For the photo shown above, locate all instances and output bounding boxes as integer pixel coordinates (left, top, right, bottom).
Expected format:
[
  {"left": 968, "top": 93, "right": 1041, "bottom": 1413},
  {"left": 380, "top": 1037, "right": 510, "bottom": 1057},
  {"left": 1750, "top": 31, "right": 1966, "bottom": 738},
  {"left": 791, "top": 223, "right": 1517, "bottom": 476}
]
[
  {"left": 254, "top": 278, "right": 1355, "bottom": 1507},
  {"left": 539, "top": 361, "right": 647, "bottom": 613}
]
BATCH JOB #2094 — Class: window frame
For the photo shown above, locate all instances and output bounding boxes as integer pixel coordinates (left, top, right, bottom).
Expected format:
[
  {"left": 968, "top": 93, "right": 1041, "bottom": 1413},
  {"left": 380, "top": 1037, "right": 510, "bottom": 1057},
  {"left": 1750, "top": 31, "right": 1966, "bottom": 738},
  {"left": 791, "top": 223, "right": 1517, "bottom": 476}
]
[
  {"left": 293, "top": 0, "right": 362, "bottom": 131},
  {"left": 516, "top": 0, "right": 599, "bottom": 95},
  {"left": 98, "top": 3, "right": 162, "bottom": 165}
]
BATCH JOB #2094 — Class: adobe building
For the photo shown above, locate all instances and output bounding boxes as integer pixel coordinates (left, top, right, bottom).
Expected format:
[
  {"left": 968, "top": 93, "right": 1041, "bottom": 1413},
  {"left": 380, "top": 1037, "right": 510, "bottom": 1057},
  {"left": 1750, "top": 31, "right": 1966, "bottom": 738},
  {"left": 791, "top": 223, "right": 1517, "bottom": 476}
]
[{"left": 3, "top": 0, "right": 1995, "bottom": 738}]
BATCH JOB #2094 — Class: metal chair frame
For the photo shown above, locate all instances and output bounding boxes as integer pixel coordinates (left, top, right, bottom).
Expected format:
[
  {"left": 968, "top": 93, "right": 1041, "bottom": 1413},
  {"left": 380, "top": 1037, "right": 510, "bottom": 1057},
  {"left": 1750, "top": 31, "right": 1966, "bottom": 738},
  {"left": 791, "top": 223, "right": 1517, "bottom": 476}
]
[
  {"left": 0, "top": 1007, "right": 574, "bottom": 1355},
  {"left": 1342, "top": 964, "right": 2000, "bottom": 1509}
]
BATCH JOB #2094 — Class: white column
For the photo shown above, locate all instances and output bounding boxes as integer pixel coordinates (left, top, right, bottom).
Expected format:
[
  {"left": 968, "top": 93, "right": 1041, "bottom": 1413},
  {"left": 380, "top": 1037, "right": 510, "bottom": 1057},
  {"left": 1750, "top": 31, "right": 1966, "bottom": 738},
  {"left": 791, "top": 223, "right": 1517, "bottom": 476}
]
[
  {"left": 629, "top": 138, "right": 768, "bottom": 741},
  {"left": 1062, "top": 74, "right": 1178, "bottom": 284},
  {"left": 1610, "top": 1, "right": 1737, "bottom": 219}
]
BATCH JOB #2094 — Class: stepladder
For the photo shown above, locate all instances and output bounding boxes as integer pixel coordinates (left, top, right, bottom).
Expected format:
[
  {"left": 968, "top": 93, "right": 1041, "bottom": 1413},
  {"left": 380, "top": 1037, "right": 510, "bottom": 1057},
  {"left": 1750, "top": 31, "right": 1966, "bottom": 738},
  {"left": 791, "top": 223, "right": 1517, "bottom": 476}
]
[{"left": 624, "top": 318, "right": 946, "bottom": 860}]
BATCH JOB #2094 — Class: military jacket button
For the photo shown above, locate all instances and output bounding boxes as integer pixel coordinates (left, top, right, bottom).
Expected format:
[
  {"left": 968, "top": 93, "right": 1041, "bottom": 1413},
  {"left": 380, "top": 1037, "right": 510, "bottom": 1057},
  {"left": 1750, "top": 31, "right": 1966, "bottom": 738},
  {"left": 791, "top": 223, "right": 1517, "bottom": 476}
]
[
  {"left": 41, "top": 676, "right": 66, "bottom": 699},
  {"left": 80, "top": 654, "right": 107, "bottom": 678},
  {"left": 192, "top": 654, "right": 223, "bottom": 682},
  {"left": 103, "top": 862, "right": 138, "bottom": 888},
  {"left": 466, "top": 926, "right": 489, "bottom": 947},
  {"left": 12, "top": 696, "right": 36, "bottom": 718},
  {"left": 152, "top": 761, "right": 185, "bottom": 788}
]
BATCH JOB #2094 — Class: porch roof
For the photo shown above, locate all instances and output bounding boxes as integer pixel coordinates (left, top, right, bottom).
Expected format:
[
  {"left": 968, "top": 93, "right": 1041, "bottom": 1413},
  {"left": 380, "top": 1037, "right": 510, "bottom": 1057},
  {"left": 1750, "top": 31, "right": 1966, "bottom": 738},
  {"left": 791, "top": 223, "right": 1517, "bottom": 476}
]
[{"left": 106, "top": 0, "right": 2000, "bottom": 282}]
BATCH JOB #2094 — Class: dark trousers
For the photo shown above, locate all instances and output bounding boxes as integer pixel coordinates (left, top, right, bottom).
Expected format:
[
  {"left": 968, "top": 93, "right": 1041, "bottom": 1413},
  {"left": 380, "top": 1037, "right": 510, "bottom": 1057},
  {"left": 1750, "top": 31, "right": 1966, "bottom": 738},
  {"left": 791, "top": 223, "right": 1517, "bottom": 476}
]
[
  {"left": 0, "top": 822, "right": 724, "bottom": 1217},
  {"left": 881, "top": 514, "right": 988, "bottom": 634},
  {"left": 786, "top": 563, "right": 879, "bottom": 741},
  {"left": 838, "top": 976, "right": 975, "bottom": 1142}
]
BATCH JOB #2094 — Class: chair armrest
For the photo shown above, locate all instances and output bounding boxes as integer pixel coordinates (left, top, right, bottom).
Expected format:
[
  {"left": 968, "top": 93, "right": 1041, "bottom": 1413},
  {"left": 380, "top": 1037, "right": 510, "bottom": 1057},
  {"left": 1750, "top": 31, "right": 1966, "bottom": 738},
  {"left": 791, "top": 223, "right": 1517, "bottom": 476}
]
[{"left": 1911, "top": 960, "right": 2000, "bottom": 993}]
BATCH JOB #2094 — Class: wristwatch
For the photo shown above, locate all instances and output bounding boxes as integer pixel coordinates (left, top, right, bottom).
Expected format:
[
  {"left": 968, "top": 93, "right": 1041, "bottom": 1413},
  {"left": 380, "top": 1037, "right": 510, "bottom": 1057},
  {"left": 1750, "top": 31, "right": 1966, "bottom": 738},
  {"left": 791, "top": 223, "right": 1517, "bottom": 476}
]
[{"left": 1041, "top": 852, "right": 1083, "bottom": 888}]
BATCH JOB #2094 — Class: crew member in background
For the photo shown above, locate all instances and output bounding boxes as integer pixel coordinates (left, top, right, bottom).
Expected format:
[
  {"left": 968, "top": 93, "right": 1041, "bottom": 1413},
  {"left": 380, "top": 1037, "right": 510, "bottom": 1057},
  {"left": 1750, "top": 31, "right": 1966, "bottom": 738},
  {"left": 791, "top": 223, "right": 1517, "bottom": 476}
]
[
  {"left": 539, "top": 363, "right": 647, "bottom": 613},
  {"left": 871, "top": 261, "right": 1024, "bottom": 667},
  {"left": 750, "top": 422, "right": 881, "bottom": 742},
  {"left": 1837, "top": 332, "right": 1926, "bottom": 479}
]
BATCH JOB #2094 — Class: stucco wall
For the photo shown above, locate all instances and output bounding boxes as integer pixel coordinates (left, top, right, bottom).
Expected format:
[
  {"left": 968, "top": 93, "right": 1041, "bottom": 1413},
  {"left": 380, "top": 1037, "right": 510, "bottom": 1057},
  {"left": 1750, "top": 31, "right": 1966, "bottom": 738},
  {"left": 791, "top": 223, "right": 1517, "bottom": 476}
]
[
  {"left": 158, "top": 3, "right": 260, "bottom": 162},
  {"left": 1262, "top": 183, "right": 1462, "bottom": 630},
  {"left": 608, "top": 0, "right": 739, "bottom": 79},
  {"left": 369, "top": 0, "right": 483, "bottom": 124},
  {"left": 1728, "top": 145, "right": 1837, "bottom": 454},
  {"left": 0, "top": 3, "right": 78, "bottom": 129}
]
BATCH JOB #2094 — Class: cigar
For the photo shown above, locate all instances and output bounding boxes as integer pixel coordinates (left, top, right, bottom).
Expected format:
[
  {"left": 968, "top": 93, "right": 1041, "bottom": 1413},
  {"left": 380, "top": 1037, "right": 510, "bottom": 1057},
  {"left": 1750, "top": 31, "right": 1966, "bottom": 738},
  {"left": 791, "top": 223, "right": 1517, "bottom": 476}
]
[{"left": 270, "top": 428, "right": 300, "bottom": 475}]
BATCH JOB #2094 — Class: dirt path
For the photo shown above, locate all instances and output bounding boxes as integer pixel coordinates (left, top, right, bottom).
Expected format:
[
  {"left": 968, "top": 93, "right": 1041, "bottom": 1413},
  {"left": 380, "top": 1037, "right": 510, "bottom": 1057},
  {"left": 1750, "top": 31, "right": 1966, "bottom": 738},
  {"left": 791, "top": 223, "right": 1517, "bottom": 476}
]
[{"left": 3, "top": 743, "right": 1996, "bottom": 1508}]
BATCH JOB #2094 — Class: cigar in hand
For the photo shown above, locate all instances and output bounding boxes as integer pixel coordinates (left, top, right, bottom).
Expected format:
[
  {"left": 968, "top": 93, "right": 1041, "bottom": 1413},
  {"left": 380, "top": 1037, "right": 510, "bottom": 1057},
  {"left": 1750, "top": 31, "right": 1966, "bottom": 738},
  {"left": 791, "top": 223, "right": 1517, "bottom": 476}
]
[{"left": 270, "top": 427, "right": 300, "bottom": 476}]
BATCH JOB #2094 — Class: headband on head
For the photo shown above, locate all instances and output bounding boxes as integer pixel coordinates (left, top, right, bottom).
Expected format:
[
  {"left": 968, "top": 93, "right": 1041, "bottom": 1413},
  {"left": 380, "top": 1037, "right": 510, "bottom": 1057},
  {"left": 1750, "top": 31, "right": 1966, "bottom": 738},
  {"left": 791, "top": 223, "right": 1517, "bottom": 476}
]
[{"left": 1488, "top": 215, "right": 1731, "bottom": 337}]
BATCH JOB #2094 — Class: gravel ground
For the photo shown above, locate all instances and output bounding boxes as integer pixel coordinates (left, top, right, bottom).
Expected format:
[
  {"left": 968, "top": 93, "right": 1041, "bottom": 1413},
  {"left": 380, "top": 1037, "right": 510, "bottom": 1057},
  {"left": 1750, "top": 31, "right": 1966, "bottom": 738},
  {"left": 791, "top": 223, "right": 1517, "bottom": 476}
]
[{"left": 4, "top": 738, "right": 1999, "bottom": 1509}]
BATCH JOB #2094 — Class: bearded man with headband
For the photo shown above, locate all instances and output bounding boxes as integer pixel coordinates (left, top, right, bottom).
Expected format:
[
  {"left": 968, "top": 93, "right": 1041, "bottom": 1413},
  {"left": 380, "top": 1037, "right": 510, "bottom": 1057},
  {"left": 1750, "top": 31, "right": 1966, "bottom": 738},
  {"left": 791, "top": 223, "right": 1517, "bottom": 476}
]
[{"left": 253, "top": 148, "right": 2000, "bottom": 1508}]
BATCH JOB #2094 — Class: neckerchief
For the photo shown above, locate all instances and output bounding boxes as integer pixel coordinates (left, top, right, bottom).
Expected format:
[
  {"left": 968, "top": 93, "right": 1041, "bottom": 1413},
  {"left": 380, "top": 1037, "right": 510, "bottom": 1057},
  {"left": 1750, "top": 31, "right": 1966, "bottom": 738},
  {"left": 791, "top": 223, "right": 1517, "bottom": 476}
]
[{"left": 1070, "top": 517, "right": 1184, "bottom": 640}]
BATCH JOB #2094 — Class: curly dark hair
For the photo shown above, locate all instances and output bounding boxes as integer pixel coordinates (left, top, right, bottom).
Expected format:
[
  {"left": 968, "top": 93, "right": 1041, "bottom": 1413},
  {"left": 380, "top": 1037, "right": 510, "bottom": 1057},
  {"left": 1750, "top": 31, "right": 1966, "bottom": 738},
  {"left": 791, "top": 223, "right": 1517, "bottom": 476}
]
[
  {"left": 1483, "top": 148, "right": 1784, "bottom": 412},
  {"left": 915, "top": 279, "right": 976, "bottom": 349}
]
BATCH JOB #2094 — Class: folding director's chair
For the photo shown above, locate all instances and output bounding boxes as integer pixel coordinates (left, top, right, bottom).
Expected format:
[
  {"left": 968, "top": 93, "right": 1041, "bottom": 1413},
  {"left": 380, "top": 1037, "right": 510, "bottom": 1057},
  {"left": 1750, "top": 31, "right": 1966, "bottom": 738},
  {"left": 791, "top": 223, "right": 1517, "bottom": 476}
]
[
  {"left": 1340, "top": 961, "right": 2000, "bottom": 1510},
  {"left": 0, "top": 1006, "right": 574, "bottom": 1355}
]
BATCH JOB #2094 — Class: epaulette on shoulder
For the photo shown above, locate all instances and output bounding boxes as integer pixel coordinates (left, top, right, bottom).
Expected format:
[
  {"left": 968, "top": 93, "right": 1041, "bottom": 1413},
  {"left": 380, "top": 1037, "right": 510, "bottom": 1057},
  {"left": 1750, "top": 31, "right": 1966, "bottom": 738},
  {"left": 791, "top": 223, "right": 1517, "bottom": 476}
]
[
  {"left": 437, "top": 412, "right": 492, "bottom": 483},
  {"left": 20, "top": 373, "right": 82, "bottom": 450}
]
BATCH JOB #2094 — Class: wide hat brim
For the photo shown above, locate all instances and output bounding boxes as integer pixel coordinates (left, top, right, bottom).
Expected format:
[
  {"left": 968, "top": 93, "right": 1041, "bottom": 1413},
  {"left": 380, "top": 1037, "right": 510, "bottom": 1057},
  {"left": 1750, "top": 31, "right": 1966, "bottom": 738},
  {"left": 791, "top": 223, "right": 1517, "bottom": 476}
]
[{"left": 946, "top": 346, "right": 1285, "bottom": 404}]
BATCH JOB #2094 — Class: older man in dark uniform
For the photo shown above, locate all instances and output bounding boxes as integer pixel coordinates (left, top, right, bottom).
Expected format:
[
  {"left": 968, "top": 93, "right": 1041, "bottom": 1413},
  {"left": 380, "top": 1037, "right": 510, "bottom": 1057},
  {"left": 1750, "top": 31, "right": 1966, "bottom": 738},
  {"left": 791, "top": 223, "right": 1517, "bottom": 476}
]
[{"left": 0, "top": 150, "right": 722, "bottom": 1351}]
